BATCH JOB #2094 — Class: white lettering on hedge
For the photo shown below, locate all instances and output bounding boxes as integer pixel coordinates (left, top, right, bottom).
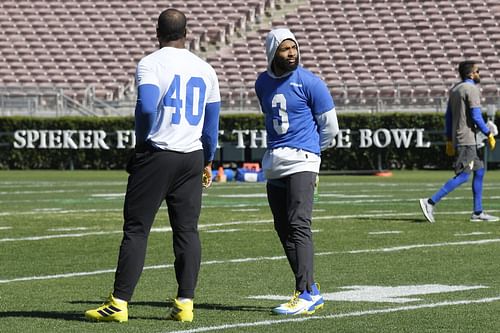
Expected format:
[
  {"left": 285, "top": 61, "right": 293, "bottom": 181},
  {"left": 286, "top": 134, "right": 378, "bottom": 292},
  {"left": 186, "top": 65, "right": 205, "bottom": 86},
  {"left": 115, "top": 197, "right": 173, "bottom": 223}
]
[
  {"left": 391, "top": 129, "right": 413, "bottom": 148},
  {"left": 249, "top": 130, "right": 266, "bottom": 149},
  {"left": 62, "top": 130, "right": 78, "bottom": 149},
  {"left": 358, "top": 128, "right": 430, "bottom": 148},
  {"left": 332, "top": 129, "right": 351, "bottom": 148},
  {"left": 416, "top": 129, "right": 431, "bottom": 148},
  {"left": 13, "top": 130, "right": 27, "bottom": 148},
  {"left": 12, "top": 128, "right": 432, "bottom": 149},
  {"left": 13, "top": 130, "right": 111, "bottom": 149},
  {"left": 359, "top": 129, "right": 373, "bottom": 148},
  {"left": 116, "top": 130, "right": 135, "bottom": 149},
  {"left": 373, "top": 129, "right": 391, "bottom": 148}
]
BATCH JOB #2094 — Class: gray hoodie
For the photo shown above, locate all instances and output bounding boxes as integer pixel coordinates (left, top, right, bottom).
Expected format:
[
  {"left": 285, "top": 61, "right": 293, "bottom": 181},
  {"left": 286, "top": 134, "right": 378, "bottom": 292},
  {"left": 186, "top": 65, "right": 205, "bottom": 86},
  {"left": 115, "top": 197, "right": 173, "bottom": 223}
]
[{"left": 265, "top": 28, "right": 300, "bottom": 78}]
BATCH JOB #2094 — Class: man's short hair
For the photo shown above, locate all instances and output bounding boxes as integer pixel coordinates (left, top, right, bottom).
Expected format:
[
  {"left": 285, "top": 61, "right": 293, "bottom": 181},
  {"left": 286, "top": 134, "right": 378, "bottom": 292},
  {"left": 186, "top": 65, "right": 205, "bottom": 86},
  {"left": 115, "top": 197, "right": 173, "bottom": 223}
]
[
  {"left": 458, "top": 60, "right": 476, "bottom": 81},
  {"left": 157, "top": 9, "right": 186, "bottom": 42}
]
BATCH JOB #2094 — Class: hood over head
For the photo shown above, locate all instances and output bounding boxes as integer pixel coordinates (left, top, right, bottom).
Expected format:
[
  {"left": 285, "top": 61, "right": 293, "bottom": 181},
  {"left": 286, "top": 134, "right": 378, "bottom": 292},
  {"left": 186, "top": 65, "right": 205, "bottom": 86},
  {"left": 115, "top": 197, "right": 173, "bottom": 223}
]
[{"left": 265, "top": 28, "right": 300, "bottom": 77}]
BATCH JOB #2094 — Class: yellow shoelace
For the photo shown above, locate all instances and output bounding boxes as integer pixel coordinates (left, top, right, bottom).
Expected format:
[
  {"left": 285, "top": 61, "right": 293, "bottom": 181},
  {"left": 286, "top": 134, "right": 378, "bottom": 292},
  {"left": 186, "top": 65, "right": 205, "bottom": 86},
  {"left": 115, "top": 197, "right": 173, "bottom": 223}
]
[{"left": 286, "top": 291, "right": 301, "bottom": 307}]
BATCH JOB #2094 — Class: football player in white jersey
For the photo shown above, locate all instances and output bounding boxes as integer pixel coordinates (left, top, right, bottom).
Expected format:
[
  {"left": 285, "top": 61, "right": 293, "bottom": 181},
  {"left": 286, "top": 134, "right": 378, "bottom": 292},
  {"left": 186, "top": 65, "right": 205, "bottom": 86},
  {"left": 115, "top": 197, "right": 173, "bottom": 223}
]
[
  {"left": 85, "top": 8, "right": 220, "bottom": 323},
  {"left": 255, "top": 28, "right": 339, "bottom": 315}
]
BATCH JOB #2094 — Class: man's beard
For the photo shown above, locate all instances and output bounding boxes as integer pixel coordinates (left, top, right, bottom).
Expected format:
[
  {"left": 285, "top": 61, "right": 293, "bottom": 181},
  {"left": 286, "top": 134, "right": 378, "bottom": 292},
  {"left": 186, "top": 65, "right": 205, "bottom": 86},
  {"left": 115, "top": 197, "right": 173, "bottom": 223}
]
[
  {"left": 274, "top": 56, "right": 299, "bottom": 74},
  {"left": 474, "top": 77, "right": 480, "bottom": 84}
]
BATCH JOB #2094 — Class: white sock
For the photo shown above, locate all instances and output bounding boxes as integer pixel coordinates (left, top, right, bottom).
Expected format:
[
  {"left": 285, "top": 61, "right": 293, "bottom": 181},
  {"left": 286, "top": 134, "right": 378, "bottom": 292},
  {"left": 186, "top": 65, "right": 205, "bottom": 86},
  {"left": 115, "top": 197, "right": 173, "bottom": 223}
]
[
  {"left": 112, "top": 296, "right": 127, "bottom": 304},
  {"left": 177, "top": 297, "right": 192, "bottom": 303}
]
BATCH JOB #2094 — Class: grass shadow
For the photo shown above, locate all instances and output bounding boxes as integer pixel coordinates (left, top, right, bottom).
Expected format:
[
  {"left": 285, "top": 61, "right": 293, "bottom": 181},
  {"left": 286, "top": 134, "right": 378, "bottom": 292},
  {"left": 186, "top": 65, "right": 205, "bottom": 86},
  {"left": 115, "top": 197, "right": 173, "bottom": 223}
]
[
  {"left": 0, "top": 310, "right": 86, "bottom": 322},
  {"left": 356, "top": 216, "right": 426, "bottom": 223},
  {"left": 73, "top": 299, "right": 270, "bottom": 313}
]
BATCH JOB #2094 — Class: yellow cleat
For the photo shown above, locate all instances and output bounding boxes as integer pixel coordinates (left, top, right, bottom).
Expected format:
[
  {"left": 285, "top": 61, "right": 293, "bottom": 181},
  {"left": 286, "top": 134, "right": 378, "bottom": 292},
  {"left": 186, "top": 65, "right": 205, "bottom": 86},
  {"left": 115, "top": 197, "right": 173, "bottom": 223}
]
[
  {"left": 167, "top": 298, "right": 194, "bottom": 322},
  {"left": 85, "top": 293, "right": 128, "bottom": 323}
]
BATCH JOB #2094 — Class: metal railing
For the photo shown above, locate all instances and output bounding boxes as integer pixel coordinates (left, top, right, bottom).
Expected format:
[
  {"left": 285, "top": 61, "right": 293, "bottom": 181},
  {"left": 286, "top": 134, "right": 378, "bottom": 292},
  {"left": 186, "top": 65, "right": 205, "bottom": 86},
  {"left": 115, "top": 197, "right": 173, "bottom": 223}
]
[{"left": 0, "top": 83, "right": 498, "bottom": 116}]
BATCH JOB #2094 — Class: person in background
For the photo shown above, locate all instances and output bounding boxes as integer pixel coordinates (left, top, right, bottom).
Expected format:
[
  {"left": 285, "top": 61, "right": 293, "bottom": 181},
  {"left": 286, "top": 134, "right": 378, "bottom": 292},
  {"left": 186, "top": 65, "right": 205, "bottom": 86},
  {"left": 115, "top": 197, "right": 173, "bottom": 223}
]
[
  {"left": 255, "top": 27, "right": 339, "bottom": 315},
  {"left": 85, "top": 8, "right": 220, "bottom": 323},
  {"left": 420, "top": 60, "right": 497, "bottom": 223}
]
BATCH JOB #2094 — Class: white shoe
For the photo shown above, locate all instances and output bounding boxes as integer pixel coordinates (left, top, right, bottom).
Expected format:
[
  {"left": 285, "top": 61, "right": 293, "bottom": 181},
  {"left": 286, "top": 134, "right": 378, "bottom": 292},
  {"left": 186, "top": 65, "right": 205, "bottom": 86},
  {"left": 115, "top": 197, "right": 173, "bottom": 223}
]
[
  {"left": 419, "top": 198, "right": 435, "bottom": 223},
  {"left": 272, "top": 290, "right": 316, "bottom": 315},
  {"left": 470, "top": 212, "right": 499, "bottom": 222}
]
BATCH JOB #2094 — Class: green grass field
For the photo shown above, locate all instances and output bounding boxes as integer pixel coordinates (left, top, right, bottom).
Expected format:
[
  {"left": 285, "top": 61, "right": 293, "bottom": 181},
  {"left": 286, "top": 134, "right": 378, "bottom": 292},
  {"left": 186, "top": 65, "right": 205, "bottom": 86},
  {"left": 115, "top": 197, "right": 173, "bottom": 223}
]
[{"left": 1, "top": 170, "right": 500, "bottom": 333}]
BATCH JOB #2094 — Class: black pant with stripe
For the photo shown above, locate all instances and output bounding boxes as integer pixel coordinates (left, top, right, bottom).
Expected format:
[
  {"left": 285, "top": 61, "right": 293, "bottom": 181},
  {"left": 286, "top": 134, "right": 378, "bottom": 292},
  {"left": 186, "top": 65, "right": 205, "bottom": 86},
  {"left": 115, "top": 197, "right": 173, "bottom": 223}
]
[
  {"left": 113, "top": 148, "right": 203, "bottom": 301},
  {"left": 266, "top": 171, "right": 316, "bottom": 293}
]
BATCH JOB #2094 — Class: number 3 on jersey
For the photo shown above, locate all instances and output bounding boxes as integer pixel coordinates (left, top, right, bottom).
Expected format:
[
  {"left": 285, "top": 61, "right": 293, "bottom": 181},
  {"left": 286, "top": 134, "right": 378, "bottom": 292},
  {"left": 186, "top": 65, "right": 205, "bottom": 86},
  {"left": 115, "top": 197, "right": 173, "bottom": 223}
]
[
  {"left": 272, "top": 94, "right": 289, "bottom": 135},
  {"left": 163, "top": 74, "right": 206, "bottom": 126}
]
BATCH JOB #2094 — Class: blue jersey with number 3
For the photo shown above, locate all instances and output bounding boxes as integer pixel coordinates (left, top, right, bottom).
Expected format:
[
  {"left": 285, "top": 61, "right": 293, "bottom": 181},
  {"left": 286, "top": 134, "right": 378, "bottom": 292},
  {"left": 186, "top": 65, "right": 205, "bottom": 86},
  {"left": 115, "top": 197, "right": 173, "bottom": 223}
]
[{"left": 255, "top": 66, "right": 334, "bottom": 154}]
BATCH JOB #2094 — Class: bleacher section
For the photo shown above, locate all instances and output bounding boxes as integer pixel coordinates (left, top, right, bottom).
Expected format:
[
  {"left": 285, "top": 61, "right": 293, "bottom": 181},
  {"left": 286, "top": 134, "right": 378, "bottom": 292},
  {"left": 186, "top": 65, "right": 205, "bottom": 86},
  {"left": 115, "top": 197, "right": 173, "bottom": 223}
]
[
  {"left": 0, "top": 0, "right": 499, "bottom": 115},
  {"left": 209, "top": 0, "right": 500, "bottom": 110},
  {"left": 0, "top": 0, "right": 268, "bottom": 102}
]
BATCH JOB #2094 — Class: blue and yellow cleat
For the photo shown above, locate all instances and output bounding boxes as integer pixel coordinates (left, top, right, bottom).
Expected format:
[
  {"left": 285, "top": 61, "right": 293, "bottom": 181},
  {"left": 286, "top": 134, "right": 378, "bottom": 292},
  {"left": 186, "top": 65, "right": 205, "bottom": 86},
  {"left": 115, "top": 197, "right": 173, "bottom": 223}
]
[
  {"left": 272, "top": 290, "right": 317, "bottom": 315},
  {"left": 311, "top": 282, "right": 324, "bottom": 311}
]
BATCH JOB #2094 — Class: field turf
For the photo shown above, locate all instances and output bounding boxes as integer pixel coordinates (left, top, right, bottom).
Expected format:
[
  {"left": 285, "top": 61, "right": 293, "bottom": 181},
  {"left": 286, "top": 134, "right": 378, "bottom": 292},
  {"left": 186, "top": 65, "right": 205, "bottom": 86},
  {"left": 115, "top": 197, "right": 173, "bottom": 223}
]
[{"left": 1, "top": 170, "right": 500, "bottom": 332}]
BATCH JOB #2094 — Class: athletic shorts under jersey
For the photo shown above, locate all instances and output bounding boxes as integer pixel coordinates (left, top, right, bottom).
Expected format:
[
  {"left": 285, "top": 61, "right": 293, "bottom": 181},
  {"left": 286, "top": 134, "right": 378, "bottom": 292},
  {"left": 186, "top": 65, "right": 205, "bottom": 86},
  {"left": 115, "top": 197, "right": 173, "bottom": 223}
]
[{"left": 453, "top": 145, "right": 484, "bottom": 175}]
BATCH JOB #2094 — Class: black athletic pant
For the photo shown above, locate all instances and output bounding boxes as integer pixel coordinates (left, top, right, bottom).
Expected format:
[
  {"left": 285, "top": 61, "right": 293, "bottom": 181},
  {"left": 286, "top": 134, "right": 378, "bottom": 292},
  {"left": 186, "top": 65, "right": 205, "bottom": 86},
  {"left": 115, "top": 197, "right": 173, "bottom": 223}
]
[
  {"left": 266, "top": 171, "right": 316, "bottom": 293},
  {"left": 113, "top": 148, "right": 203, "bottom": 301}
]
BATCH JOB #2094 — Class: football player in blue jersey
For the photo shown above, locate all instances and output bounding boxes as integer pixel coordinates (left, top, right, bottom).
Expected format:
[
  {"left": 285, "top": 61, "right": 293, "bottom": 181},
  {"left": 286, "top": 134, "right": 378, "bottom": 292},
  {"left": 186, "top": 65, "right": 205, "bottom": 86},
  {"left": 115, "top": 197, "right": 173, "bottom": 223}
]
[
  {"left": 85, "top": 8, "right": 220, "bottom": 323},
  {"left": 255, "top": 28, "right": 339, "bottom": 315},
  {"left": 419, "top": 60, "right": 498, "bottom": 223}
]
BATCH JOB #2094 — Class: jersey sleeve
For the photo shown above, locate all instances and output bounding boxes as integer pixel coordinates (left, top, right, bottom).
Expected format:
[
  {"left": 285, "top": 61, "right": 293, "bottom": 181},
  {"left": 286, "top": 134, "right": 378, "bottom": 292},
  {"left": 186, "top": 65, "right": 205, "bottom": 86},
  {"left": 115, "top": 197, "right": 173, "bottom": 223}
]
[
  {"left": 134, "top": 84, "right": 160, "bottom": 145},
  {"left": 136, "top": 58, "right": 160, "bottom": 87},
  {"left": 201, "top": 101, "right": 220, "bottom": 164},
  {"left": 471, "top": 107, "right": 491, "bottom": 135},
  {"left": 134, "top": 59, "right": 161, "bottom": 146},
  {"left": 315, "top": 108, "right": 339, "bottom": 151},
  {"left": 254, "top": 73, "right": 265, "bottom": 113},
  {"left": 205, "top": 67, "right": 221, "bottom": 104},
  {"left": 308, "top": 78, "right": 335, "bottom": 115}
]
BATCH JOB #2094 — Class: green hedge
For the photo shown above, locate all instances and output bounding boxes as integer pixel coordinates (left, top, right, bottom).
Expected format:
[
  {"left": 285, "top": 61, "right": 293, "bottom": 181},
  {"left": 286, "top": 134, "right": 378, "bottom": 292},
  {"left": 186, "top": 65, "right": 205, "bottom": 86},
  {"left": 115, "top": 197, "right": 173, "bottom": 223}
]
[{"left": 0, "top": 113, "right": 497, "bottom": 170}]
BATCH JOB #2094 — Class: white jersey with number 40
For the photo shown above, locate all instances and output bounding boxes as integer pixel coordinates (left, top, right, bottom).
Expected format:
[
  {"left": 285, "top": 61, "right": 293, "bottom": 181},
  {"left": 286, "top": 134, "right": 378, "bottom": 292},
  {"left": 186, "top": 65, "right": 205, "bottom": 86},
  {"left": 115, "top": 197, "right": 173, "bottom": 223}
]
[{"left": 136, "top": 47, "right": 220, "bottom": 153}]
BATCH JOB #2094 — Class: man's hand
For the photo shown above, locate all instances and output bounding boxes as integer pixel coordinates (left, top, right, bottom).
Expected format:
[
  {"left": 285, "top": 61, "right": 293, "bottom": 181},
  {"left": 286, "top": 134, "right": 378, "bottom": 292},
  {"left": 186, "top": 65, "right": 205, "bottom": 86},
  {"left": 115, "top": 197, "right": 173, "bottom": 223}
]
[
  {"left": 202, "top": 165, "right": 212, "bottom": 188},
  {"left": 487, "top": 120, "right": 498, "bottom": 136},
  {"left": 445, "top": 140, "right": 455, "bottom": 156},
  {"left": 488, "top": 133, "right": 496, "bottom": 150}
]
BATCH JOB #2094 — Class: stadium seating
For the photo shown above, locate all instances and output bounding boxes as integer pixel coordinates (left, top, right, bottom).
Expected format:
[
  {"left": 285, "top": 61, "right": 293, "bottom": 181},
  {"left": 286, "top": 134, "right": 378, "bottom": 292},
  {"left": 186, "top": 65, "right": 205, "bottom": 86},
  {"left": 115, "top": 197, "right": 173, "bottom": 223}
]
[
  {"left": 208, "top": 0, "right": 500, "bottom": 108},
  {"left": 0, "top": 0, "right": 268, "bottom": 102},
  {"left": 0, "top": 0, "right": 499, "bottom": 113}
]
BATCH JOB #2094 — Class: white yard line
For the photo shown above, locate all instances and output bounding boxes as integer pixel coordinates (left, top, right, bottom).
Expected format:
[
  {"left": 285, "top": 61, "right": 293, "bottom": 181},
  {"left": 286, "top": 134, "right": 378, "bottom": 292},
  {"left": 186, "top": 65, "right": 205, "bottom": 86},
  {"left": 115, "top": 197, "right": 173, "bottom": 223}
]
[
  {"left": 455, "top": 232, "right": 492, "bottom": 237},
  {"left": 368, "top": 231, "right": 402, "bottom": 235},
  {"left": 47, "top": 227, "right": 90, "bottom": 231},
  {"left": 2, "top": 208, "right": 500, "bottom": 242},
  {"left": 0, "top": 208, "right": 122, "bottom": 217},
  {"left": 0, "top": 230, "right": 123, "bottom": 242},
  {"left": 165, "top": 296, "right": 500, "bottom": 333},
  {"left": 2, "top": 238, "right": 500, "bottom": 284}
]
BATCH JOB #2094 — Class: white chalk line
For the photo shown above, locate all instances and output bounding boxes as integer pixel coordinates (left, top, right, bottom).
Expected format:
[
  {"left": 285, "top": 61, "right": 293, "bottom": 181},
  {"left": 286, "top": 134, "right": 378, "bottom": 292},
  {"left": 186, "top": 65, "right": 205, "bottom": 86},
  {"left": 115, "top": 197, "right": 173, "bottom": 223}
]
[
  {"left": 2, "top": 238, "right": 500, "bottom": 284},
  {"left": 1, "top": 192, "right": 499, "bottom": 215},
  {"left": 165, "top": 296, "right": 500, "bottom": 333},
  {"left": 368, "top": 231, "right": 402, "bottom": 235},
  {"left": 455, "top": 232, "right": 491, "bottom": 237},
  {"left": 0, "top": 208, "right": 122, "bottom": 217},
  {"left": 2, "top": 208, "right": 500, "bottom": 242}
]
